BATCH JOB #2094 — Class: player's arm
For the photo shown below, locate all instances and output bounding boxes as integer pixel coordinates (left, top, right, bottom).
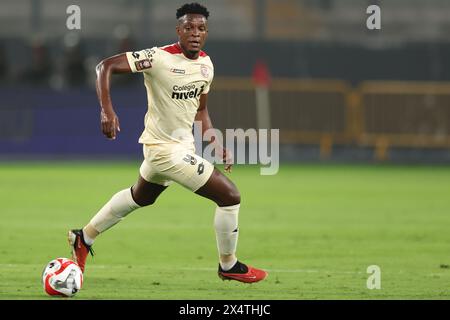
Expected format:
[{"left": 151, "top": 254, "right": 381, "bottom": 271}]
[
  {"left": 95, "top": 53, "right": 131, "bottom": 140},
  {"left": 195, "top": 94, "right": 233, "bottom": 172}
]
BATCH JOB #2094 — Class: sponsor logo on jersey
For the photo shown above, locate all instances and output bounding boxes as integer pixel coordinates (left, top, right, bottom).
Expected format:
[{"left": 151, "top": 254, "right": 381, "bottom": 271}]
[
  {"left": 170, "top": 68, "right": 186, "bottom": 74},
  {"left": 135, "top": 59, "right": 152, "bottom": 71},
  {"left": 171, "top": 81, "right": 206, "bottom": 100},
  {"left": 132, "top": 51, "right": 140, "bottom": 59}
]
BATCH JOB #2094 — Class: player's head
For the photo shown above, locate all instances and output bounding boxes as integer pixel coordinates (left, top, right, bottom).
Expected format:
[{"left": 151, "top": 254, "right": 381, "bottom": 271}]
[{"left": 176, "top": 3, "right": 209, "bottom": 58}]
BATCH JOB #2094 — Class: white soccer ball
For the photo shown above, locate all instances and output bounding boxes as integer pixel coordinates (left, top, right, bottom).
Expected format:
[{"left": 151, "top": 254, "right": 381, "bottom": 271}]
[{"left": 42, "top": 258, "right": 83, "bottom": 297}]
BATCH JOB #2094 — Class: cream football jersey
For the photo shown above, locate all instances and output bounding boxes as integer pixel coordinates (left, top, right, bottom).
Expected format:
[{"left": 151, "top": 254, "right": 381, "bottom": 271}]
[{"left": 125, "top": 42, "right": 214, "bottom": 146}]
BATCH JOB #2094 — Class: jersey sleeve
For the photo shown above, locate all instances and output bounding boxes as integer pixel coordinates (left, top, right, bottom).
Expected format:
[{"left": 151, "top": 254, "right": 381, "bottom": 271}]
[
  {"left": 202, "top": 79, "right": 211, "bottom": 94},
  {"left": 202, "top": 62, "right": 214, "bottom": 94},
  {"left": 125, "top": 48, "right": 158, "bottom": 73}
]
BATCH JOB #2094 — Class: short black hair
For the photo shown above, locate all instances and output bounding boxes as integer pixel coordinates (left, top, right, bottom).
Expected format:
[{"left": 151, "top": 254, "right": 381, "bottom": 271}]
[{"left": 176, "top": 3, "right": 209, "bottom": 20}]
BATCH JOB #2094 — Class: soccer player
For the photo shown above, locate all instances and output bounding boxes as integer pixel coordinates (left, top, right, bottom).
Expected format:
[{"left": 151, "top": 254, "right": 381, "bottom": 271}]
[{"left": 68, "top": 3, "right": 267, "bottom": 284}]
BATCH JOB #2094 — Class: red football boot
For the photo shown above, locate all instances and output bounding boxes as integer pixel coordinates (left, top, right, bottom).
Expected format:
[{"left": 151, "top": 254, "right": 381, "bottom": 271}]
[
  {"left": 68, "top": 229, "right": 94, "bottom": 273},
  {"left": 218, "top": 261, "right": 268, "bottom": 283}
]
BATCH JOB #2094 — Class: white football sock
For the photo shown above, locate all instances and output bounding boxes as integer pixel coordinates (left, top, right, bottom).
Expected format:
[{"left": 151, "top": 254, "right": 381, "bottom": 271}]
[
  {"left": 89, "top": 188, "right": 141, "bottom": 233},
  {"left": 220, "top": 257, "right": 238, "bottom": 271},
  {"left": 214, "top": 204, "right": 240, "bottom": 267},
  {"left": 82, "top": 229, "right": 95, "bottom": 246}
]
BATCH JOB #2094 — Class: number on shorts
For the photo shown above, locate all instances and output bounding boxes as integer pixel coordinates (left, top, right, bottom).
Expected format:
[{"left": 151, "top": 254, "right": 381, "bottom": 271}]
[{"left": 183, "top": 154, "right": 197, "bottom": 165}]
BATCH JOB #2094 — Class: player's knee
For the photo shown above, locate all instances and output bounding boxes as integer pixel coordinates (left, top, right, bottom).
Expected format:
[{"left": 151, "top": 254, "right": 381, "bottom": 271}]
[
  {"left": 131, "top": 188, "right": 156, "bottom": 207},
  {"left": 136, "top": 197, "right": 156, "bottom": 207},
  {"left": 222, "top": 187, "right": 241, "bottom": 206}
]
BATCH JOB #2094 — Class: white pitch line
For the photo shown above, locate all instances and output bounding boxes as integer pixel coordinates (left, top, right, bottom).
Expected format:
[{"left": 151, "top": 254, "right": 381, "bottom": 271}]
[
  {"left": 179, "top": 267, "right": 365, "bottom": 275},
  {"left": 0, "top": 264, "right": 407, "bottom": 275},
  {"left": 0, "top": 264, "right": 344, "bottom": 274}
]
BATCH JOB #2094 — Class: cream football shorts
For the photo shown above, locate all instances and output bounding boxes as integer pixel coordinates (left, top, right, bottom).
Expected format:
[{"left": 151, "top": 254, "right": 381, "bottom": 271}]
[{"left": 139, "top": 143, "right": 215, "bottom": 192}]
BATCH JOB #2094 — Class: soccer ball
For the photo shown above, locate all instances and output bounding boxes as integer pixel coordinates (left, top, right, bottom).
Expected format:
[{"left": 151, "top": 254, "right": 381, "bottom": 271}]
[{"left": 42, "top": 258, "right": 83, "bottom": 297}]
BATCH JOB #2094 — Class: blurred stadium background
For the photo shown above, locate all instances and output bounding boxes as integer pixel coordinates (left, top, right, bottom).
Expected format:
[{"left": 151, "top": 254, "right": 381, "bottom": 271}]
[{"left": 1, "top": 0, "right": 450, "bottom": 163}]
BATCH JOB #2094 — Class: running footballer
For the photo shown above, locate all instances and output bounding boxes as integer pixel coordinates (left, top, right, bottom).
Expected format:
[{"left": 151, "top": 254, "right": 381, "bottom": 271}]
[{"left": 68, "top": 2, "right": 267, "bottom": 284}]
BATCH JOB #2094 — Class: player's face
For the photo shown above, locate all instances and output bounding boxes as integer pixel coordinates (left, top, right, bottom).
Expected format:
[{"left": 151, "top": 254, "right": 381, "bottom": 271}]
[{"left": 176, "top": 14, "right": 208, "bottom": 58}]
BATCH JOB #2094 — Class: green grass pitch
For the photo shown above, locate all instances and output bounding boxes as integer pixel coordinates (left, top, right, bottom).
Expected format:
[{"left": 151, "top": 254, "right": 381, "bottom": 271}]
[{"left": 1, "top": 162, "right": 450, "bottom": 299}]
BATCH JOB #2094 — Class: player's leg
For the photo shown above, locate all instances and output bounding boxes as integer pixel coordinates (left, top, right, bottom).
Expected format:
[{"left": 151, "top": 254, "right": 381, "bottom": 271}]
[
  {"left": 146, "top": 145, "right": 267, "bottom": 283},
  {"left": 195, "top": 169, "right": 268, "bottom": 283},
  {"left": 69, "top": 174, "right": 168, "bottom": 273},
  {"left": 195, "top": 169, "right": 240, "bottom": 268},
  {"left": 83, "top": 176, "right": 167, "bottom": 240},
  {"left": 195, "top": 168, "right": 240, "bottom": 206}
]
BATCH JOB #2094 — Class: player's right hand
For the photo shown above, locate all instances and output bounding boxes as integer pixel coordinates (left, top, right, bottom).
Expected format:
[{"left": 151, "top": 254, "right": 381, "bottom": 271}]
[{"left": 100, "top": 109, "right": 121, "bottom": 140}]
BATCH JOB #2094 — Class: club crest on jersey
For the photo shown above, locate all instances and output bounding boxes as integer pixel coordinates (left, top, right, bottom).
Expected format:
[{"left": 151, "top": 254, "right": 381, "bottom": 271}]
[
  {"left": 135, "top": 59, "right": 152, "bottom": 71},
  {"left": 200, "top": 64, "right": 209, "bottom": 78}
]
